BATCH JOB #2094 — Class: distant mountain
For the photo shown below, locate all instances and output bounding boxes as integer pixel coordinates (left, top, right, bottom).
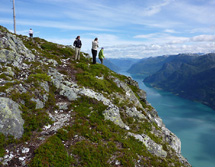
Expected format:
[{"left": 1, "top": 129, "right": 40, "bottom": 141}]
[
  {"left": 108, "top": 58, "right": 139, "bottom": 71},
  {"left": 127, "top": 54, "right": 201, "bottom": 75},
  {"left": 144, "top": 53, "right": 215, "bottom": 110},
  {"left": 99, "top": 59, "right": 120, "bottom": 72}
]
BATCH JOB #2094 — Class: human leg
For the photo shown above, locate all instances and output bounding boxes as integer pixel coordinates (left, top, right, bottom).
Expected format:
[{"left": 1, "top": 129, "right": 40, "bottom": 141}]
[
  {"left": 92, "top": 49, "right": 97, "bottom": 64},
  {"left": 77, "top": 48, "right": 81, "bottom": 60},
  {"left": 100, "top": 58, "right": 103, "bottom": 64},
  {"left": 75, "top": 47, "right": 79, "bottom": 60}
]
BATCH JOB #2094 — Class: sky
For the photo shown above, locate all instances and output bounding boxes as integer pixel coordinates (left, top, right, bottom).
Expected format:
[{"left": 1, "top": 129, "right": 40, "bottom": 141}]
[{"left": 1, "top": 0, "right": 215, "bottom": 58}]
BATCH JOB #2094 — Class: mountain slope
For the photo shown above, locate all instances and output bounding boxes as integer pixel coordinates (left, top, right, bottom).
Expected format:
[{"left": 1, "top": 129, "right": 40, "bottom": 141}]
[
  {"left": 102, "top": 59, "right": 120, "bottom": 72},
  {"left": 144, "top": 53, "right": 215, "bottom": 110},
  {"left": 0, "top": 25, "right": 190, "bottom": 167},
  {"left": 108, "top": 58, "right": 139, "bottom": 72},
  {"left": 127, "top": 55, "right": 177, "bottom": 75}
]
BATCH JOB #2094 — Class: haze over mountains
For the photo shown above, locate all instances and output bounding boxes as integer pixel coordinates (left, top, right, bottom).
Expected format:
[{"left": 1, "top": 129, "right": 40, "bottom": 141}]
[{"left": 104, "top": 58, "right": 139, "bottom": 72}]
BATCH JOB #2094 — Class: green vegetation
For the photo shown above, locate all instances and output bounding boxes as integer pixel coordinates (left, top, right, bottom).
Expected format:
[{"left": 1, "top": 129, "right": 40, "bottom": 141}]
[
  {"left": 19, "top": 36, "right": 75, "bottom": 64},
  {"left": 0, "top": 133, "right": 16, "bottom": 158},
  {"left": 76, "top": 63, "right": 124, "bottom": 94},
  {"left": 0, "top": 133, "right": 6, "bottom": 157},
  {"left": 0, "top": 82, "right": 15, "bottom": 92},
  {"left": 27, "top": 73, "right": 51, "bottom": 83},
  {"left": 10, "top": 92, "right": 53, "bottom": 140},
  {"left": 0, "top": 25, "right": 9, "bottom": 33},
  {"left": 30, "top": 96, "right": 184, "bottom": 166},
  {"left": 30, "top": 135, "right": 73, "bottom": 167},
  {"left": 0, "top": 73, "right": 10, "bottom": 80}
]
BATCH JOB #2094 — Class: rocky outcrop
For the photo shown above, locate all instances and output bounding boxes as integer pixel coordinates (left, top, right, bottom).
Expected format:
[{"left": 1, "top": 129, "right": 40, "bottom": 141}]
[
  {"left": 48, "top": 67, "right": 130, "bottom": 130},
  {"left": 0, "top": 97, "right": 24, "bottom": 139},
  {"left": 0, "top": 32, "right": 35, "bottom": 70},
  {"left": 128, "top": 132, "right": 167, "bottom": 158}
]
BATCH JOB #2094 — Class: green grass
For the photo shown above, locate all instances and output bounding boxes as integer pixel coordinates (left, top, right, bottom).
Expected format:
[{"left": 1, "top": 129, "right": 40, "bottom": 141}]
[
  {"left": 27, "top": 73, "right": 51, "bottom": 83},
  {"left": 75, "top": 63, "right": 124, "bottom": 94},
  {"left": 0, "top": 133, "right": 16, "bottom": 158},
  {"left": 0, "top": 26, "right": 9, "bottom": 32},
  {"left": 10, "top": 92, "right": 53, "bottom": 140},
  {"left": 30, "top": 135, "right": 73, "bottom": 167}
]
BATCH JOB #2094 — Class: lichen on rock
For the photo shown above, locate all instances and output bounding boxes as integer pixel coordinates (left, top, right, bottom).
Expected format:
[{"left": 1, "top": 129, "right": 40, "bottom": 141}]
[
  {"left": 128, "top": 132, "right": 167, "bottom": 158},
  {"left": 0, "top": 97, "right": 24, "bottom": 139}
]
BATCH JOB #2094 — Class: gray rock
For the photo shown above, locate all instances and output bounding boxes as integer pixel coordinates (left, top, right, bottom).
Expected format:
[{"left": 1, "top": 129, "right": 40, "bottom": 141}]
[
  {"left": 59, "top": 84, "right": 78, "bottom": 101},
  {"left": 125, "top": 107, "right": 146, "bottom": 120},
  {"left": 47, "top": 59, "right": 58, "bottom": 66},
  {"left": 0, "top": 32, "right": 35, "bottom": 68},
  {"left": 56, "top": 102, "right": 69, "bottom": 110},
  {"left": 77, "top": 87, "right": 130, "bottom": 130},
  {"left": 0, "top": 92, "right": 6, "bottom": 96},
  {"left": 103, "top": 106, "right": 130, "bottom": 130},
  {"left": 82, "top": 53, "right": 91, "bottom": 59},
  {"left": 162, "top": 127, "right": 181, "bottom": 154},
  {"left": 128, "top": 132, "right": 167, "bottom": 158},
  {"left": 18, "top": 84, "right": 27, "bottom": 93},
  {"left": 40, "top": 81, "right": 49, "bottom": 92},
  {"left": 0, "top": 97, "right": 24, "bottom": 138},
  {"left": 124, "top": 76, "right": 139, "bottom": 88},
  {"left": 31, "top": 98, "right": 44, "bottom": 109},
  {"left": 137, "top": 89, "right": 147, "bottom": 103},
  {"left": 4, "top": 67, "right": 15, "bottom": 77},
  {"left": 0, "top": 49, "right": 17, "bottom": 63},
  {"left": 48, "top": 68, "right": 78, "bottom": 101},
  {"left": 113, "top": 78, "right": 143, "bottom": 109},
  {"left": 43, "top": 94, "right": 48, "bottom": 103}
]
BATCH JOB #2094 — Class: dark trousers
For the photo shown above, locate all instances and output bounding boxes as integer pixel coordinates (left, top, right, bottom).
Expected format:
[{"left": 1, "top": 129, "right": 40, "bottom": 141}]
[
  {"left": 99, "top": 58, "right": 103, "bottom": 64},
  {"left": 92, "top": 49, "right": 97, "bottom": 64}
]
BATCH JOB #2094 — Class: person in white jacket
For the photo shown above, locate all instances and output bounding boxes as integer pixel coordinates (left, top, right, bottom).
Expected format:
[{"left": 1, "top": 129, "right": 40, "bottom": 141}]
[
  {"left": 29, "top": 28, "right": 33, "bottom": 38},
  {"left": 91, "top": 38, "right": 99, "bottom": 64}
]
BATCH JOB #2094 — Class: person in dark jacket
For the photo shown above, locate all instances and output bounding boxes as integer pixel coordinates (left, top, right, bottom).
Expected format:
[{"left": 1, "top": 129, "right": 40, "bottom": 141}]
[{"left": 73, "top": 36, "right": 82, "bottom": 61}]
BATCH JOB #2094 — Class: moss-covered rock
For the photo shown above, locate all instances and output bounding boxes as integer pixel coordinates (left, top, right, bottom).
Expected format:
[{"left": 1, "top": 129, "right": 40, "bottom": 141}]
[{"left": 0, "top": 97, "right": 24, "bottom": 139}]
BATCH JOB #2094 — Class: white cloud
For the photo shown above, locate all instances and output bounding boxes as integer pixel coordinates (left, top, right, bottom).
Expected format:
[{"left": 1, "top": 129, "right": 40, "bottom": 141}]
[
  {"left": 190, "top": 35, "right": 215, "bottom": 42},
  {"left": 142, "top": 0, "right": 172, "bottom": 16},
  {"left": 0, "top": 18, "right": 113, "bottom": 32},
  {"left": 164, "top": 29, "right": 176, "bottom": 33},
  {"left": 134, "top": 34, "right": 158, "bottom": 39}
]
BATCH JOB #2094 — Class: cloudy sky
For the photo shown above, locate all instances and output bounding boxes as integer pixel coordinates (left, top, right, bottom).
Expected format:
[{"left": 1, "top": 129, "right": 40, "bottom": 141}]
[{"left": 1, "top": 0, "right": 215, "bottom": 58}]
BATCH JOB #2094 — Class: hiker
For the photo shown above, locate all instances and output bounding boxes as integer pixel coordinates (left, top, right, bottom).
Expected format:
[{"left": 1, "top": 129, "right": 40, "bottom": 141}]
[
  {"left": 73, "top": 36, "right": 82, "bottom": 61},
  {"left": 29, "top": 28, "right": 33, "bottom": 38},
  {"left": 91, "top": 38, "right": 99, "bottom": 64},
  {"left": 98, "top": 47, "right": 105, "bottom": 64}
]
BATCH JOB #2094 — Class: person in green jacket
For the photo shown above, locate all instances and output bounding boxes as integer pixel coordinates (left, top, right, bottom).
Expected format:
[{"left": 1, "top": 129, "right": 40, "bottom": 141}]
[{"left": 98, "top": 47, "right": 105, "bottom": 64}]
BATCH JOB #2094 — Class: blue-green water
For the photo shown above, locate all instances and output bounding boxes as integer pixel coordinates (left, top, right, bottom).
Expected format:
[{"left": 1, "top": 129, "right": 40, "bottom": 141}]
[{"left": 121, "top": 72, "right": 215, "bottom": 167}]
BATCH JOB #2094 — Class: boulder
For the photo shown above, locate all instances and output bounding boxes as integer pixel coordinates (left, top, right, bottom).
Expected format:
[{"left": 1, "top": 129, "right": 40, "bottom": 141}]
[
  {"left": 0, "top": 97, "right": 24, "bottom": 139},
  {"left": 128, "top": 132, "right": 167, "bottom": 158}
]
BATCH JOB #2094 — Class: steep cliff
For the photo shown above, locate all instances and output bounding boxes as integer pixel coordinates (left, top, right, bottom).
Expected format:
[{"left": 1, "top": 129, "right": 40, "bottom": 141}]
[{"left": 0, "top": 26, "right": 190, "bottom": 167}]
